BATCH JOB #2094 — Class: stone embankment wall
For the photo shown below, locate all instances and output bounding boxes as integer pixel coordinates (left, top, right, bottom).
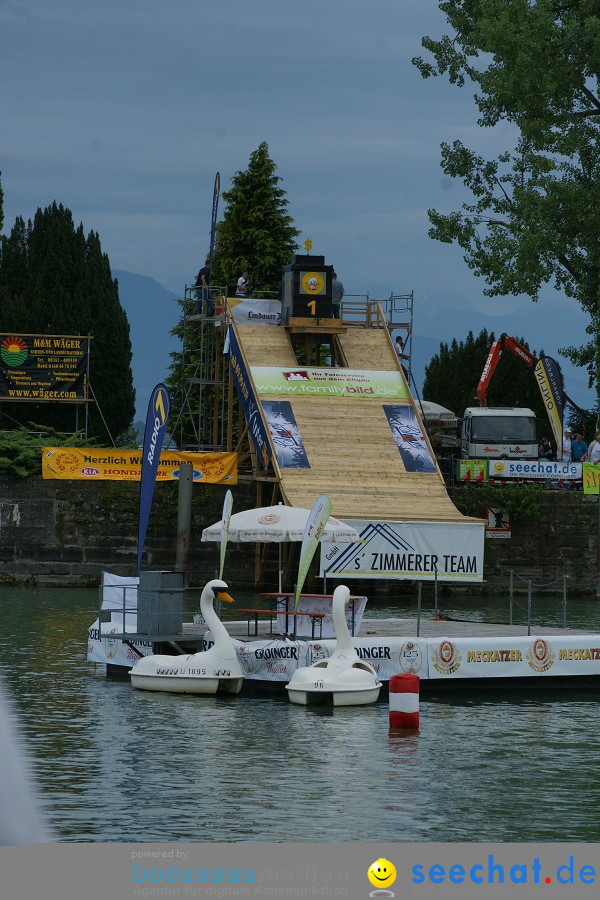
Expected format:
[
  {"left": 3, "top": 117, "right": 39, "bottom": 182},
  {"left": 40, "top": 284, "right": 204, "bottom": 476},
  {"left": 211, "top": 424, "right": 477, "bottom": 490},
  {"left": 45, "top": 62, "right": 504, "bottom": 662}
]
[
  {"left": 457, "top": 488, "right": 598, "bottom": 596},
  {"left": 0, "top": 477, "right": 597, "bottom": 595},
  {"left": 0, "top": 477, "right": 257, "bottom": 587}
]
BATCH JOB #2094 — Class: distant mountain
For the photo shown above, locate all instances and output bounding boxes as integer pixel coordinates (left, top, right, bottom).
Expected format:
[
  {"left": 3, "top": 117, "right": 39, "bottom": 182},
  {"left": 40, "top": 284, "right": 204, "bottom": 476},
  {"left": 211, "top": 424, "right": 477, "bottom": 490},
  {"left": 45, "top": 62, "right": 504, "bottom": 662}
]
[
  {"left": 115, "top": 268, "right": 595, "bottom": 424},
  {"left": 350, "top": 279, "right": 595, "bottom": 412},
  {"left": 113, "top": 270, "right": 181, "bottom": 419}
]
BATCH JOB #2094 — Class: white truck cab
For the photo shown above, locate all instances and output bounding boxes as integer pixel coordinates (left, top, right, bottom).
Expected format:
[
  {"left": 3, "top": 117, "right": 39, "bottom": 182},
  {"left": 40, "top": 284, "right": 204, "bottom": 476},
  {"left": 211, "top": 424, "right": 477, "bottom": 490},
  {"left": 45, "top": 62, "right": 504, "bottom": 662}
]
[{"left": 461, "top": 407, "right": 537, "bottom": 460}]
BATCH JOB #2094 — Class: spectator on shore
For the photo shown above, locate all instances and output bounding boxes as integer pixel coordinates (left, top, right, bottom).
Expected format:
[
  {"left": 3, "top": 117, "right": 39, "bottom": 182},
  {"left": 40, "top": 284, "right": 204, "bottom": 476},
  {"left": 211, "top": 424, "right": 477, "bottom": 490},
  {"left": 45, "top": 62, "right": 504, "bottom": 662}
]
[
  {"left": 538, "top": 437, "right": 552, "bottom": 460},
  {"left": 331, "top": 270, "right": 344, "bottom": 318},
  {"left": 235, "top": 271, "right": 250, "bottom": 298},
  {"left": 562, "top": 429, "right": 572, "bottom": 462},
  {"left": 571, "top": 433, "right": 588, "bottom": 462},
  {"left": 193, "top": 259, "right": 211, "bottom": 315},
  {"left": 588, "top": 433, "right": 600, "bottom": 464}
]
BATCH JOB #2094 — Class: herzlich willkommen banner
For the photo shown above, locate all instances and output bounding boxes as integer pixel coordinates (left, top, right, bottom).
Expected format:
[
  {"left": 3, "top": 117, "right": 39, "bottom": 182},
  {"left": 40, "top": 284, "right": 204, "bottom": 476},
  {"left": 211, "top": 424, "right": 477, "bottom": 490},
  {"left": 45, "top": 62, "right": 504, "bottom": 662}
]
[{"left": 137, "top": 383, "right": 171, "bottom": 573}]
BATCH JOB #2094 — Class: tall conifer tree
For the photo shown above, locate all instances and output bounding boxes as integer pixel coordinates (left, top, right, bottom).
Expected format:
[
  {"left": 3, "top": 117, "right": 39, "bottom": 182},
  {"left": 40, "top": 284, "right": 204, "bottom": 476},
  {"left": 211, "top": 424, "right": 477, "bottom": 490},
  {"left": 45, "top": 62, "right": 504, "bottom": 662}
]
[
  {"left": 211, "top": 142, "right": 299, "bottom": 292},
  {"left": 168, "top": 145, "right": 299, "bottom": 447},
  {"left": 0, "top": 202, "right": 135, "bottom": 438},
  {"left": 423, "top": 329, "right": 546, "bottom": 423}
]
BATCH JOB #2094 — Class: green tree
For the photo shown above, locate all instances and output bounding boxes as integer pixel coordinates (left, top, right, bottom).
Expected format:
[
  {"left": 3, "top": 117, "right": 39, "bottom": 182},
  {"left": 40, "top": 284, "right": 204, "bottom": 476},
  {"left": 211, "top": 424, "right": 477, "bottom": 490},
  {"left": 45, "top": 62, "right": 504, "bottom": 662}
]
[
  {"left": 423, "top": 329, "right": 547, "bottom": 423},
  {"left": 211, "top": 142, "right": 299, "bottom": 292},
  {"left": 413, "top": 1, "right": 600, "bottom": 409},
  {"left": 0, "top": 202, "right": 135, "bottom": 438}
]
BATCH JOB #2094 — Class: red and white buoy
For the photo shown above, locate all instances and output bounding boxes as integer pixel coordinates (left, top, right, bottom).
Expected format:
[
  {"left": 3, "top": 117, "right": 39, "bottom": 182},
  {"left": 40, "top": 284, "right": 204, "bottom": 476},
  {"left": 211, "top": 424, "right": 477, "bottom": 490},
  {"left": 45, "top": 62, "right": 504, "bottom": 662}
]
[{"left": 389, "top": 673, "right": 420, "bottom": 732}]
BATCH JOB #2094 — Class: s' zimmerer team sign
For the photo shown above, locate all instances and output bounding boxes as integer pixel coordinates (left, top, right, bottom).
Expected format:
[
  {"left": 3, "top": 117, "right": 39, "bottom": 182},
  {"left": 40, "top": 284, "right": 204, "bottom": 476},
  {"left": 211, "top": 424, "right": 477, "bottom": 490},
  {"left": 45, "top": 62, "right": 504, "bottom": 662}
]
[{"left": 0, "top": 333, "right": 89, "bottom": 402}]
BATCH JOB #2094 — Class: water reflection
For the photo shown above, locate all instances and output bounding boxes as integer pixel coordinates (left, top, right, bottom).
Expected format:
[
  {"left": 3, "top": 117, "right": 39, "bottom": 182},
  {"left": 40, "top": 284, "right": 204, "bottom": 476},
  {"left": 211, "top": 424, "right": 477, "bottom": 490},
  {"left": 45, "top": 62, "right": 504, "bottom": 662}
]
[{"left": 1, "top": 586, "right": 599, "bottom": 842}]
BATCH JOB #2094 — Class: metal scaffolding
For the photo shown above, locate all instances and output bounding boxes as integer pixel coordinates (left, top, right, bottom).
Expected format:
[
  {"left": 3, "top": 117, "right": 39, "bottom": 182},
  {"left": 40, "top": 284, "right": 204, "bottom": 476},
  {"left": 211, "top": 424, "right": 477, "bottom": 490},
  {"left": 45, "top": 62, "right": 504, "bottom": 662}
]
[{"left": 175, "top": 285, "right": 228, "bottom": 452}]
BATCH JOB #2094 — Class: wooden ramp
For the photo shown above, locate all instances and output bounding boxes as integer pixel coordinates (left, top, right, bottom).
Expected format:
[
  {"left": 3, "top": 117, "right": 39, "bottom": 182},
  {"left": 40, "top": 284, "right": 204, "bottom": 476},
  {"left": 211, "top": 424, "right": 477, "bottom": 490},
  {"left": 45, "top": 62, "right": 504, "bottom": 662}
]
[{"left": 235, "top": 323, "right": 474, "bottom": 523}]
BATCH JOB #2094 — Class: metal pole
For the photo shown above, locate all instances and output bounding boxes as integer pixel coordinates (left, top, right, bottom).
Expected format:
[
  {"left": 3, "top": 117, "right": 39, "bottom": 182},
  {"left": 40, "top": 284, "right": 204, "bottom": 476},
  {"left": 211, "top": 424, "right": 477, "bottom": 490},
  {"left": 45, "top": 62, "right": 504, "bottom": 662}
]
[
  {"left": 293, "top": 583, "right": 297, "bottom": 640},
  {"left": 563, "top": 574, "right": 567, "bottom": 629},
  {"left": 279, "top": 543, "right": 283, "bottom": 594},
  {"left": 527, "top": 580, "right": 532, "bottom": 636},
  {"left": 174, "top": 462, "right": 193, "bottom": 579},
  {"left": 597, "top": 487, "right": 600, "bottom": 600},
  {"left": 434, "top": 567, "right": 438, "bottom": 616},
  {"left": 509, "top": 570, "right": 513, "bottom": 625},
  {"left": 417, "top": 582, "right": 422, "bottom": 637}
]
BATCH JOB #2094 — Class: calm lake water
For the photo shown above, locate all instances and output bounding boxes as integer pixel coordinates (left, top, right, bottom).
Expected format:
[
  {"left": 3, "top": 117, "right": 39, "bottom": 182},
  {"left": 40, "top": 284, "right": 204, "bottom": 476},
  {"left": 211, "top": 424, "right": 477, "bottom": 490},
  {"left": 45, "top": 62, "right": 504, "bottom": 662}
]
[{"left": 1, "top": 584, "right": 600, "bottom": 843}]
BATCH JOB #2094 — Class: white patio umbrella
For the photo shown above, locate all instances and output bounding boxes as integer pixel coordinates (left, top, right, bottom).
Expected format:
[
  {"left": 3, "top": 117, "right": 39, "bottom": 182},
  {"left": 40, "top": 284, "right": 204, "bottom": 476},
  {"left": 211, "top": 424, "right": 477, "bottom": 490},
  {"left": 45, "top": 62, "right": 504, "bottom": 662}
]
[
  {"left": 420, "top": 400, "right": 459, "bottom": 426},
  {"left": 201, "top": 503, "right": 360, "bottom": 591}
]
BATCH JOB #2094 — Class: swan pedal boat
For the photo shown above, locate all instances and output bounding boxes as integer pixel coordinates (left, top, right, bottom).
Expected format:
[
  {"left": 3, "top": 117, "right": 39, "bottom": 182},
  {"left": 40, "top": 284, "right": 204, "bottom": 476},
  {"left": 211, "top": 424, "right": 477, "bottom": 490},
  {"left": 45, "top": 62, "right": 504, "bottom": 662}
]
[
  {"left": 286, "top": 585, "right": 382, "bottom": 706},
  {"left": 129, "top": 579, "right": 243, "bottom": 695}
]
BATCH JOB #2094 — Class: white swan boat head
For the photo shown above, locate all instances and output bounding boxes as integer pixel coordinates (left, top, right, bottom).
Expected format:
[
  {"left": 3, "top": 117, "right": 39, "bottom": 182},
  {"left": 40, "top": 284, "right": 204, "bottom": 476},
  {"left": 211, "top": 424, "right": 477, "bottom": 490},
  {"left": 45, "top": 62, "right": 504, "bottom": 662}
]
[
  {"left": 129, "top": 579, "right": 244, "bottom": 695},
  {"left": 286, "top": 585, "right": 382, "bottom": 706}
]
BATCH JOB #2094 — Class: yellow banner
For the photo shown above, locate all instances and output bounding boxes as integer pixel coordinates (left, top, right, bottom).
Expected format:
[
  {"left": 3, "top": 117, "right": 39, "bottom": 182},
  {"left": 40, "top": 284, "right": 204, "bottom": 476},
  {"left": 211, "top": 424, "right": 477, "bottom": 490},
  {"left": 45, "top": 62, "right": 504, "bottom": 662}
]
[
  {"left": 533, "top": 359, "right": 563, "bottom": 449},
  {"left": 583, "top": 462, "right": 600, "bottom": 495},
  {"left": 41, "top": 447, "right": 237, "bottom": 484}
]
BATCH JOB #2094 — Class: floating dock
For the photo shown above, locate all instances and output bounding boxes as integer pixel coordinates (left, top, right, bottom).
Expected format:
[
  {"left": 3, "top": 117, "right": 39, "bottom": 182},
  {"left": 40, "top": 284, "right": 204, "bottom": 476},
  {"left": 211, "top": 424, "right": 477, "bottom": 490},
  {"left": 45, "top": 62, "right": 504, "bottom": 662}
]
[{"left": 88, "top": 615, "right": 600, "bottom": 691}]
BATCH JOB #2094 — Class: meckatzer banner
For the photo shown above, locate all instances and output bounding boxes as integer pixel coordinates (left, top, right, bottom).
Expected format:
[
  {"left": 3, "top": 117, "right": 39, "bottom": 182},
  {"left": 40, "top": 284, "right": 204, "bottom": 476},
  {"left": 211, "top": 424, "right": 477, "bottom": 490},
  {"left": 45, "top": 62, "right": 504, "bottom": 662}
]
[
  {"left": 137, "top": 383, "right": 171, "bottom": 572},
  {"left": 321, "top": 519, "right": 484, "bottom": 582},
  {"left": 427, "top": 635, "right": 600, "bottom": 680},
  {"left": 41, "top": 447, "right": 237, "bottom": 483},
  {"left": 0, "top": 332, "right": 89, "bottom": 402}
]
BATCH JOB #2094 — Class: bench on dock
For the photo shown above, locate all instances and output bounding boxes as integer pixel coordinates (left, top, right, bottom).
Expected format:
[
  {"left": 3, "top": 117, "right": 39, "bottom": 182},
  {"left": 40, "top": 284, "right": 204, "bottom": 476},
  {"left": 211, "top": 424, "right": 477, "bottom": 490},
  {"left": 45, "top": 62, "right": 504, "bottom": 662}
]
[
  {"left": 258, "top": 592, "right": 366, "bottom": 638},
  {"left": 238, "top": 608, "right": 325, "bottom": 639}
]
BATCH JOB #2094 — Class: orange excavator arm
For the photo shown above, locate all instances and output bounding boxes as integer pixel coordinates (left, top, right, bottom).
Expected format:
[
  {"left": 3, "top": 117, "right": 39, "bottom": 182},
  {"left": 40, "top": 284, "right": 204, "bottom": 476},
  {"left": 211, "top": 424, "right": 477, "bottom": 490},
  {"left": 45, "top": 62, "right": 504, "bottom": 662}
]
[{"left": 476, "top": 333, "right": 538, "bottom": 406}]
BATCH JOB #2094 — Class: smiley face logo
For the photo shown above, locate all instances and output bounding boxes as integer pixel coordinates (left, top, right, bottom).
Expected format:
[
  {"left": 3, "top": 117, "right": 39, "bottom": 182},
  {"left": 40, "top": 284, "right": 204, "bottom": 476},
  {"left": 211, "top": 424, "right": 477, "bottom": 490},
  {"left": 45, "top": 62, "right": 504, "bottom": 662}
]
[{"left": 368, "top": 858, "right": 397, "bottom": 889}]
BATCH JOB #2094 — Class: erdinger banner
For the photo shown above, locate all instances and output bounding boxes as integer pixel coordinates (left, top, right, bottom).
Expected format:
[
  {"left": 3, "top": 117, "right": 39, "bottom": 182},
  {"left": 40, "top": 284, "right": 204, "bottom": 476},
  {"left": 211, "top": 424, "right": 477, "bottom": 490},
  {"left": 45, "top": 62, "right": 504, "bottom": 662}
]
[
  {"left": 321, "top": 519, "right": 484, "bottom": 582},
  {"left": 0, "top": 332, "right": 89, "bottom": 402},
  {"left": 41, "top": 447, "right": 237, "bottom": 482},
  {"left": 534, "top": 355, "right": 564, "bottom": 450},
  {"left": 138, "top": 383, "right": 171, "bottom": 573},
  {"left": 235, "top": 636, "right": 425, "bottom": 683}
]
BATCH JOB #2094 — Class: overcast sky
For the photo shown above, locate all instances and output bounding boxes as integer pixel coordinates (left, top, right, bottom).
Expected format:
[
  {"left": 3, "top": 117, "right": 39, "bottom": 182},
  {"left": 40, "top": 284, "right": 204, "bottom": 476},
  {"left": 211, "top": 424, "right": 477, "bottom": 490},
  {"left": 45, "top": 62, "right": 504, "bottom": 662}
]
[{"left": 1, "top": 0, "right": 594, "bottom": 409}]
